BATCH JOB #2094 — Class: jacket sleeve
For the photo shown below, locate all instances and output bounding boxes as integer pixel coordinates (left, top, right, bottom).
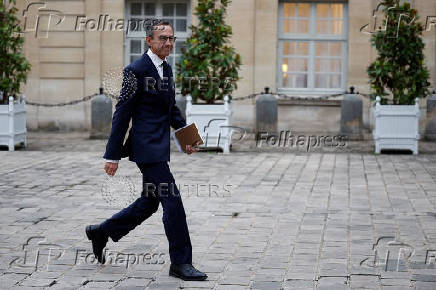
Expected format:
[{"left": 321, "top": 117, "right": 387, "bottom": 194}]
[
  {"left": 168, "top": 64, "right": 187, "bottom": 130},
  {"left": 103, "top": 67, "right": 139, "bottom": 160},
  {"left": 169, "top": 98, "right": 187, "bottom": 130}
]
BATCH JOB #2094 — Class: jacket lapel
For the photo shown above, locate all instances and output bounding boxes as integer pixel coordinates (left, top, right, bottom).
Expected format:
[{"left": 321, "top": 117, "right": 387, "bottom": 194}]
[{"left": 142, "top": 53, "right": 172, "bottom": 107}]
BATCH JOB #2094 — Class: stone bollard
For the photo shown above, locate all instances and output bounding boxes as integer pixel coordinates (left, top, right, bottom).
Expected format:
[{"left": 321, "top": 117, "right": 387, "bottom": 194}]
[
  {"left": 90, "top": 88, "right": 112, "bottom": 139},
  {"left": 425, "top": 91, "right": 436, "bottom": 140},
  {"left": 340, "top": 86, "right": 363, "bottom": 140},
  {"left": 175, "top": 94, "right": 186, "bottom": 120},
  {"left": 255, "top": 87, "right": 278, "bottom": 137}
]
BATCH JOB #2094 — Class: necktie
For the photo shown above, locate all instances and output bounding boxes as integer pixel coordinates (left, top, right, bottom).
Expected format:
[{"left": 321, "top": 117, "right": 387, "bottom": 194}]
[
  {"left": 162, "top": 60, "right": 173, "bottom": 92},
  {"left": 162, "top": 60, "right": 171, "bottom": 79}
]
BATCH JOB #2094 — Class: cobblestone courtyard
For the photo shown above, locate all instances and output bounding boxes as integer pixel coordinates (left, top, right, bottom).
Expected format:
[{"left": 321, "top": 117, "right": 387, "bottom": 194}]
[{"left": 1, "top": 133, "right": 436, "bottom": 289}]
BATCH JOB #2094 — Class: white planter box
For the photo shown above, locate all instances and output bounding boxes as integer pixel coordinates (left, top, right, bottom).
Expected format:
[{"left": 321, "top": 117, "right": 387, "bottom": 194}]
[
  {"left": 185, "top": 95, "right": 232, "bottom": 153},
  {"left": 0, "top": 96, "right": 27, "bottom": 151},
  {"left": 373, "top": 96, "right": 420, "bottom": 154}
]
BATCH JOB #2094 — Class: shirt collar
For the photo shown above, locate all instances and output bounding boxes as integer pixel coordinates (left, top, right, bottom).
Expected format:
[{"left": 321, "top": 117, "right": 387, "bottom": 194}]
[{"left": 147, "top": 48, "right": 167, "bottom": 67}]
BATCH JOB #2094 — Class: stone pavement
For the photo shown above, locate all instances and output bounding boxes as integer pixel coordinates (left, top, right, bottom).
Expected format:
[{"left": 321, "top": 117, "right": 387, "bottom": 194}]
[
  {"left": 15, "top": 131, "right": 436, "bottom": 154},
  {"left": 1, "top": 132, "right": 436, "bottom": 289}
]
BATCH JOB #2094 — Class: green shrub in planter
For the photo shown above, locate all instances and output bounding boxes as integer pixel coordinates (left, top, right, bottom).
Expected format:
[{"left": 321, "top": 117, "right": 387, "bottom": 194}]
[
  {"left": 175, "top": 0, "right": 241, "bottom": 104},
  {"left": 0, "top": 0, "right": 31, "bottom": 104},
  {"left": 367, "top": 0, "right": 430, "bottom": 105}
]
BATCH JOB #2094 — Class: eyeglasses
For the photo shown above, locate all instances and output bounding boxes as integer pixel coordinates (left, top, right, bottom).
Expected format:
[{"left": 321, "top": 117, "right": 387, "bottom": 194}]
[{"left": 158, "top": 36, "right": 177, "bottom": 43}]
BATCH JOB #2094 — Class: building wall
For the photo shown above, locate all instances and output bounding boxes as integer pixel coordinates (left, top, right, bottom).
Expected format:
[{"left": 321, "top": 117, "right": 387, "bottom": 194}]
[
  {"left": 19, "top": 0, "right": 125, "bottom": 131},
  {"left": 18, "top": 0, "right": 436, "bottom": 132}
]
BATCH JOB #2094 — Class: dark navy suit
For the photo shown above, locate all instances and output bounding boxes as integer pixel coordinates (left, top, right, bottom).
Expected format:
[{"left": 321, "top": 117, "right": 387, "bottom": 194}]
[
  {"left": 103, "top": 53, "right": 186, "bottom": 163},
  {"left": 100, "top": 52, "right": 192, "bottom": 265}
]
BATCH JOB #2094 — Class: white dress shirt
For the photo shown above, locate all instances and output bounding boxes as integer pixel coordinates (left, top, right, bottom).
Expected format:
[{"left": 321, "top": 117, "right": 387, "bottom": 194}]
[{"left": 105, "top": 49, "right": 168, "bottom": 164}]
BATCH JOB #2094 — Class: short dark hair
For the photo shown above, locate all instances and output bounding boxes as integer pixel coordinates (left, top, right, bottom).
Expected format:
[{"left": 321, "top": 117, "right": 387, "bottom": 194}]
[{"left": 146, "top": 20, "right": 174, "bottom": 38}]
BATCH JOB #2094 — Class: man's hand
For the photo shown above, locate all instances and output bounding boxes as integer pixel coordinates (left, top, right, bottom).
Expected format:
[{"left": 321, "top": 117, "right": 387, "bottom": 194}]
[
  {"left": 186, "top": 142, "right": 200, "bottom": 155},
  {"left": 104, "top": 162, "right": 118, "bottom": 176}
]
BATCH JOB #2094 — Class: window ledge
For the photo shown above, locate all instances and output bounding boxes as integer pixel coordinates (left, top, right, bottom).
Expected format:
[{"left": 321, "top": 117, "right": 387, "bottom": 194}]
[{"left": 277, "top": 97, "right": 342, "bottom": 106}]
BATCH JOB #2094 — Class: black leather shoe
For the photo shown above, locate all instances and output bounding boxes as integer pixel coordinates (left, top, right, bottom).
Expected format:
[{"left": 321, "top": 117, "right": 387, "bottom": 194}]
[
  {"left": 85, "top": 224, "right": 108, "bottom": 264},
  {"left": 169, "top": 264, "right": 208, "bottom": 281}
]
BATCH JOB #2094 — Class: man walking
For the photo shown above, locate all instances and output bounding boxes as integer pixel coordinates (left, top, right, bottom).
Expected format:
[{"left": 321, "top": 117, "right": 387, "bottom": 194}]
[{"left": 85, "top": 20, "right": 207, "bottom": 281}]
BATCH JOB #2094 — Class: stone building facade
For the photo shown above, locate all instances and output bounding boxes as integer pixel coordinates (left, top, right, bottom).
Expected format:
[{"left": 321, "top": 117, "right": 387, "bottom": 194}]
[{"left": 15, "top": 0, "right": 436, "bottom": 133}]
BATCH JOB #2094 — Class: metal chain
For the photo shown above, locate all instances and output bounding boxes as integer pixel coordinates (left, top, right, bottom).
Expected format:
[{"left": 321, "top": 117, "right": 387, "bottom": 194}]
[
  {"left": 231, "top": 91, "right": 346, "bottom": 101},
  {"left": 231, "top": 93, "right": 260, "bottom": 101},
  {"left": 24, "top": 90, "right": 373, "bottom": 107},
  {"left": 357, "top": 92, "right": 373, "bottom": 98},
  {"left": 275, "top": 92, "right": 344, "bottom": 101},
  {"left": 25, "top": 93, "right": 99, "bottom": 107}
]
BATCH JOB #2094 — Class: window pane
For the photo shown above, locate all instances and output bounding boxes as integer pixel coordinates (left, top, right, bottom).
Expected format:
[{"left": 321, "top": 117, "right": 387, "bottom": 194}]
[
  {"left": 283, "top": 19, "right": 294, "bottom": 33},
  {"left": 331, "top": 4, "right": 343, "bottom": 18},
  {"left": 176, "top": 3, "right": 187, "bottom": 16},
  {"left": 131, "top": 3, "right": 142, "bottom": 15},
  {"left": 144, "top": 3, "right": 156, "bottom": 15},
  {"left": 315, "top": 59, "right": 329, "bottom": 72},
  {"left": 282, "top": 74, "right": 293, "bottom": 87},
  {"left": 283, "top": 42, "right": 294, "bottom": 55},
  {"left": 176, "top": 19, "right": 187, "bottom": 32},
  {"left": 295, "top": 74, "right": 308, "bottom": 88},
  {"left": 296, "top": 42, "right": 309, "bottom": 56},
  {"left": 130, "top": 55, "right": 141, "bottom": 63},
  {"left": 144, "top": 40, "right": 149, "bottom": 52},
  {"left": 296, "top": 19, "right": 309, "bottom": 34},
  {"left": 295, "top": 59, "right": 308, "bottom": 72},
  {"left": 331, "top": 20, "right": 343, "bottom": 35},
  {"left": 330, "top": 59, "right": 341, "bottom": 72},
  {"left": 283, "top": 3, "right": 295, "bottom": 18},
  {"left": 317, "top": 4, "right": 329, "bottom": 18},
  {"left": 315, "top": 74, "right": 328, "bottom": 88},
  {"left": 163, "top": 4, "right": 174, "bottom": 16},
  {"left": 162, "top": 18, "right": 174, "bottom": 26},
  {"left": 129, "top": 18, "right": 142, "bottom": 31},
  {"left": 330, "top": 74, "right": 341, "bottom": 88},
  {"left": 175, "top": 41, "right": 186, "bottom": 54},
  {"left": 278, "top": 2, "right": 347, "bottom": 91},
  {"left": 317, "top": 20, "right": 329, "bottom": 34},
  {"left": 315, "top": 42, "right": 329, "bottom": 56},
  {"left": 282, "top": 58, "right": 293, "bottom": 72},
  {"left": 329, "top": 43, "right": 342, "bottom": 56},
  {"left": 297, "top": 4, "right": 310, "bottom": 17},
  {"left": 167, "top": 56, "right": 174, "bottom": 67},
  {"left": 130, "top": 39, "right": 141, "bottom": 53}
]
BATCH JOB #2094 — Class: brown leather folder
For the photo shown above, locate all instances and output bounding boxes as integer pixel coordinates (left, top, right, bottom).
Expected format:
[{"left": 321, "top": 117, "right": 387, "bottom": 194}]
[{"left": 172, "top": 123, "right": 204, "bottom": 153}]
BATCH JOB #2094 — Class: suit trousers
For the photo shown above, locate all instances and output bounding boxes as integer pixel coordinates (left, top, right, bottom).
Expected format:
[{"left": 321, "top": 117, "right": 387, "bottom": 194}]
[{"left": 100, "top": 161, "right": 192, "bottom": 265}]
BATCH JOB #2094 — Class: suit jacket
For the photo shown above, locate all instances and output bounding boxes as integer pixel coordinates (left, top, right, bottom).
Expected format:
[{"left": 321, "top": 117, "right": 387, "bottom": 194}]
[{"left": 103, "top": 52, "right": 186, "bottom": 163}]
